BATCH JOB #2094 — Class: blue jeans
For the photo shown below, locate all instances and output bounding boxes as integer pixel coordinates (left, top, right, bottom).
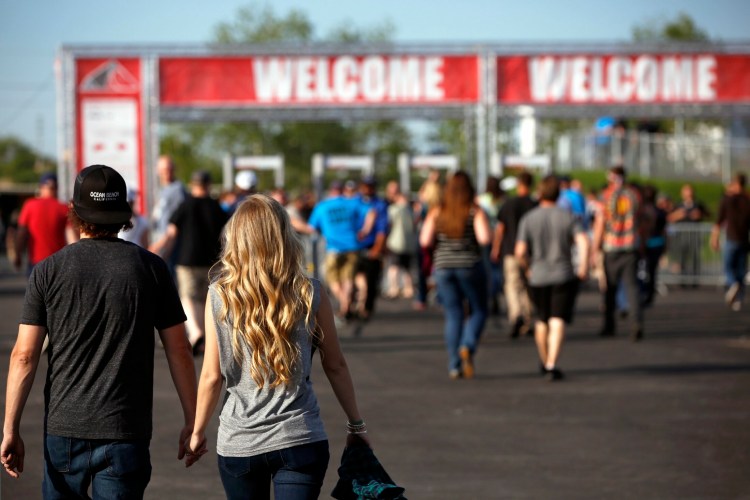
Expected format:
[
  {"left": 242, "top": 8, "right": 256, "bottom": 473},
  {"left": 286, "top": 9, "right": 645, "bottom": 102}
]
[
  {"left": 724, "top": 239, "right": 748, "bottom": 300},
  {"left": 481, "top": 246, "right": 503, "bottom": 302},
  {"left": 218, "top": 440, "right": 329, "bottom": 500},
  {"left": 434, "top": 263, "right": 488, "bottom": 372},
  {"left": 43, "top": 434, "right": 151, "bottom": 500}
]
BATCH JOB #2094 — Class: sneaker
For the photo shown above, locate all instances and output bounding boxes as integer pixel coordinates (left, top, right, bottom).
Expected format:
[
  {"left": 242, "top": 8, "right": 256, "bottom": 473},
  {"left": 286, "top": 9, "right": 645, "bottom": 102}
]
[
  {"left": 539, "top": 363, "right": 548, "bottom": 376},
  {"left": 333, "top": 314, "right": 347, "bottom": 329},
  {"left": 631, "top": 328, "right": 644, "bottom": 342},
  {"left": 508, "top": 317, "right": 523, "bottom": 339},
  {"left": 725, "top": 282, "right": 741, "bottom": 305},
  {"left": 356, "top": 310, "right": 371, "bottom": 323},
  {"left": 449, "top": 369, "right": 462, "bottom": 380},
  {"left": 518, "top": 321, "right": 531, "bottom": 337},
  {"left": 545, "top": 368, "right": 564, "bottom": 381},
  {"left": 351, "top": 321, "right": 365, "bottom": 338},
  {"left": 459, "top": 347, "right": 475, "bottom": 379},
  {"left": 490, "top": 297, "right": 501, "bottom": 316},
  {"left": 731, "top": 301, "right": 742, "bottom": 312}
]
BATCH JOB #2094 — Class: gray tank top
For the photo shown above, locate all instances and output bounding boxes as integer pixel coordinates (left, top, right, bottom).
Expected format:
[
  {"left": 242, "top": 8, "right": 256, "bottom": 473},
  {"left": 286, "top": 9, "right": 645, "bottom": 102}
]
[{"left": 209, "top": 278, "right": 327, "bottom": 457}]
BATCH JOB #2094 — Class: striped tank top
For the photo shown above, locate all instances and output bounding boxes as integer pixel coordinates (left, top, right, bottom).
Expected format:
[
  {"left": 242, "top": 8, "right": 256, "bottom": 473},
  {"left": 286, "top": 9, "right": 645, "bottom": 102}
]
[{"left": 433, "top": 210, "right": 481, "bottom": 269}]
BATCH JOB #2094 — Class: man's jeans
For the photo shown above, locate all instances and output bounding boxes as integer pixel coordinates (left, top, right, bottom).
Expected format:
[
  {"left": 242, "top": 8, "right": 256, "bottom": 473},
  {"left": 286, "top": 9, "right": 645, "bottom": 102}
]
[
  {"left": 603, "top": 250, "right": 643, "bottom": 333},
  {"left": 43, "top": 434, "right": 151, "bottom": 500},
  {"left": 218, "top": 440, "right": 329, "bottom": 500},
  {"left": 434, "top": 262, "right": 488, "bottom": 371},
  {"left": 723, "top": 239, "right": 749, "bottom": 300}
]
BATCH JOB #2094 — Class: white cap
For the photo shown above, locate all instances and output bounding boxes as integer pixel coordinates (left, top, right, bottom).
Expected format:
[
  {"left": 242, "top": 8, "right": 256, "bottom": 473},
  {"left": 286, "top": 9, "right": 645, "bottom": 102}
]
[
  {"left": 235, "top": 170, "right": 257, "bottom": 190},
  {"left": 500, "top": 176, "right": 518, "bottom": 191}
]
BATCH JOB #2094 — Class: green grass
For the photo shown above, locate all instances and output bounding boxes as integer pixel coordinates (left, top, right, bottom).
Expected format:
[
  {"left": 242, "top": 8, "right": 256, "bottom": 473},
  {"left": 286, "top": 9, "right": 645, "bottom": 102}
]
[{"left": 565, "top": 169, "right": 725, "bottom": 218}]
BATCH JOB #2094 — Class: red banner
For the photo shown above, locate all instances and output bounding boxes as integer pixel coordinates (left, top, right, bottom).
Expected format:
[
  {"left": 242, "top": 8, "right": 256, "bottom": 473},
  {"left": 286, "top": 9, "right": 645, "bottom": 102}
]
[
  {"left": 497, "top": 54, "right": 750, "bottom": 104},
  {"left": 75, "top": 58, "right": 145, "bottom": 213},
  {"left": 160, "top": 55, "right": 480, "bottom": 105}
]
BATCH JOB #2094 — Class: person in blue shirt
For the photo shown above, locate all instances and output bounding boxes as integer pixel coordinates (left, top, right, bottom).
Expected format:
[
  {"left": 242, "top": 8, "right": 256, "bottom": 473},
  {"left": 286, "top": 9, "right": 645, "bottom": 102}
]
[
  {"left": 557, "top": 175, "right": 588, "bottom": 230},
  {"left": 307, "top": 181, "right": 363, "bottom": 320}
]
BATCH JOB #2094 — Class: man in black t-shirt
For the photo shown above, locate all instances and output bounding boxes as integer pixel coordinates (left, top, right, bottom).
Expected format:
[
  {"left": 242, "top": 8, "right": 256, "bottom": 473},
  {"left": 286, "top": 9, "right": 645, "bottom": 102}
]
[
  {"left": 1, "top": 165, "right": 198, "bottom": 497},
  {"left": 150, "top": 170, "right": 228, "bottom": 354},
  {"left": 491, "top": 171, "right": 537, "bottom": 338}
]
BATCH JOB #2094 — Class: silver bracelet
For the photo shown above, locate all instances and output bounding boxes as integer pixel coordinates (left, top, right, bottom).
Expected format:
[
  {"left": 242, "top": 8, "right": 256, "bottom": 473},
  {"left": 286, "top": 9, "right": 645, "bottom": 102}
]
[{"left": 346, "top": 420, "right": 367, "bottom": 433}]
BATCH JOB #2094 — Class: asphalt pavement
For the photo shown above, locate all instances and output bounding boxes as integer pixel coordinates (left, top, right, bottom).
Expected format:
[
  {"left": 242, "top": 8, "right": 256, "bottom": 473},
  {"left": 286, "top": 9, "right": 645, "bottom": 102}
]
[{"left": 0, "top": 268, "right": 749, "bottom": 499}]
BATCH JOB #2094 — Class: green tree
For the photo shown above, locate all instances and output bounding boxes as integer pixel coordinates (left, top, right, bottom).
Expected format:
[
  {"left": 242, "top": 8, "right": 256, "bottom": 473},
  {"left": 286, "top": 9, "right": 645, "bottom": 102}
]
[
  {"left": 429, "top": 120, "right": 470, "bottom": 166},
  {"left": 632, "top": 12, "right": 710, "bottom": 42},
  {"left": 213, "top": 5, "right": 313, "bottom": 43},
  {"left": 0, "top": 136, "right": 55, "bottom": 183},
  {"left": 159, "top": 127, "right": 221, "bottom": 184},
  {"left": 325, "top": 19, "right": 395, "bottom": 44},
  {"left": 630, "top": 12, "right": 715, "bottom": 135}
]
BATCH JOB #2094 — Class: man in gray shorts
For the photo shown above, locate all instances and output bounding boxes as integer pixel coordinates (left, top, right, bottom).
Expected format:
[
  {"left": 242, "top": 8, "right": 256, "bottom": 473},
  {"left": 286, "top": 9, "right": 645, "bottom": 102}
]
[{"left": 515, "top": 175, "right": 589, "bottom": 381}]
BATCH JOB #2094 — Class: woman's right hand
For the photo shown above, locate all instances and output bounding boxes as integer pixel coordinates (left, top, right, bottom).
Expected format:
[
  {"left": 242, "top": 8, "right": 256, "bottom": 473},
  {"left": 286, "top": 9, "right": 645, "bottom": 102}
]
[
  {"left": 185, "top": 433, "right": 208, "bottom": 467},
  {"left": 346, "top": 432, "right": 371, "bottom": 448}
]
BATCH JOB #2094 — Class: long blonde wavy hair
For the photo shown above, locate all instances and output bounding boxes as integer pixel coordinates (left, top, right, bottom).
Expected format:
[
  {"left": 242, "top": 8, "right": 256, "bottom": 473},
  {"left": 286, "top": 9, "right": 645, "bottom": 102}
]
[{"left": 212, "top": 194, "right": 318, "bottom": 388}]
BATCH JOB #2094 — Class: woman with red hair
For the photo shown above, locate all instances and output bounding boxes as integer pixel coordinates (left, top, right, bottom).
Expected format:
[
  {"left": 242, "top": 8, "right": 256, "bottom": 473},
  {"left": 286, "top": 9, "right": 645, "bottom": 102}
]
[{"left": 419, "top": 171, "right": 491, "bottom": 379}]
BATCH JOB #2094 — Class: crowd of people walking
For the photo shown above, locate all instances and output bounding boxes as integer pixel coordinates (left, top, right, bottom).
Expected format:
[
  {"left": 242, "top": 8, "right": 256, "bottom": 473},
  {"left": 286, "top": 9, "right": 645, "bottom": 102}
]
[
  {"left": 2, "top": 155, "right": 748, "bottom": 498},
  {"left": 289, "top": 165, "right": 749, "bottom": 384}
]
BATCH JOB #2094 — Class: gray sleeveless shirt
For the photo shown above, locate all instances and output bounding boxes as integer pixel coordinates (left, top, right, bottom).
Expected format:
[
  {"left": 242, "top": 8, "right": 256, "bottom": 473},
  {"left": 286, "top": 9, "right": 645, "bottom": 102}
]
[{"left": 209, "top": 278, "right": 327, "bottom": 457}]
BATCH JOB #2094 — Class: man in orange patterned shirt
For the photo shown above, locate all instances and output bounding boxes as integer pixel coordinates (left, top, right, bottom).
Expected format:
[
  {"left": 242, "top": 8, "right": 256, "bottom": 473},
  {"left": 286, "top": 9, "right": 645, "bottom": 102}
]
[{"left": 592, "top": 166, "right": 646, "bottom": 341}]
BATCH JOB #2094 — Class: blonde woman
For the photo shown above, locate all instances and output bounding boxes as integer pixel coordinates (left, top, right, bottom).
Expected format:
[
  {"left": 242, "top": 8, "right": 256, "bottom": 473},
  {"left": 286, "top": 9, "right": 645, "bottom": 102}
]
[
  {"left": 186, "top": 195, "right": 368, "bottom": 499},
  {"left": 414, "top": 175, "right": 443, "bottom": 310}
]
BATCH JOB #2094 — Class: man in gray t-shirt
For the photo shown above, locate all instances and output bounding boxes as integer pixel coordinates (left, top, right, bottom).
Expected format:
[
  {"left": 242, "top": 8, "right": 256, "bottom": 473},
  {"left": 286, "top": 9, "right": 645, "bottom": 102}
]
[
  {"left": 151, "top": 155, "right": 186, "bottom": 279},
  {"left": 515, "top": 175, "right": 589, "bottom": 381}
]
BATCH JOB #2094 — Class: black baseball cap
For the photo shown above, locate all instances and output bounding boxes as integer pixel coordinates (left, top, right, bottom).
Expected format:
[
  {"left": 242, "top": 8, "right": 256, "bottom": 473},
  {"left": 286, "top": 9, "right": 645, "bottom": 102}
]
[
  {"left": 191, "top": 170, "right": 212, "bottom": 185},
  {"left": 72, "top": 165, "right": 132, "bottom": 225},
  {"left": 361, "top": 175, "right": 377, "bottom": 186}
]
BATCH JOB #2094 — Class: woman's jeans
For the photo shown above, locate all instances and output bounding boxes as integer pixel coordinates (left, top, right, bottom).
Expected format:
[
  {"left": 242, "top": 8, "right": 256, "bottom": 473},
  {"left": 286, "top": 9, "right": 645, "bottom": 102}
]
[
  {"left": 43, "top": 434, "right": 151, "bottom": 500},
  {"left": 434, "top": 262, "right": 488, "bottom": 372},
  {"left": 218, "top": 440, "right": 329, "bottom": 500},
  {"left": 724, "top": 239, "right": 748, "bottom": 300}
]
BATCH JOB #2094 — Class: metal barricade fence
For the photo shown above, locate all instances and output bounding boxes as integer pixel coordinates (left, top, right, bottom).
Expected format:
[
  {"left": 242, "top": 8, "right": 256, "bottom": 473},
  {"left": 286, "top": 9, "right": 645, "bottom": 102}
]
[
  {"left": 658, "top": 222, "right": 723, "bottom": 287},
  {"left": 300, "top": 223, "right": 726, "bottom": 291},
  {"left": 300, "top": 233, "right": 322, "bottom": 280},
  {"left": 555, "top": 130, "right": 750, "bottom": 183}
]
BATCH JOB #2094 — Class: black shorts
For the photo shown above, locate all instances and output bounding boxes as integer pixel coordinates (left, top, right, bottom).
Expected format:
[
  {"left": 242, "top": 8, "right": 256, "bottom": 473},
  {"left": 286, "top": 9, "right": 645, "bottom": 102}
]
[
  {"left": 388, "top": 252, "right": 412, "bottom": 270},
  {"left": 529, "top": 279, "right": 579, "bottom": 323}
]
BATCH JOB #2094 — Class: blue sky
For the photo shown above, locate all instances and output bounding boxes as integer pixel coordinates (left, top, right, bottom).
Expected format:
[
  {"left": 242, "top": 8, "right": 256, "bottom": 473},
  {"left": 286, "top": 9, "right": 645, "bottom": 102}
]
[{"left": 1, "top": 0, "right": 749, "bottom": 157}]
